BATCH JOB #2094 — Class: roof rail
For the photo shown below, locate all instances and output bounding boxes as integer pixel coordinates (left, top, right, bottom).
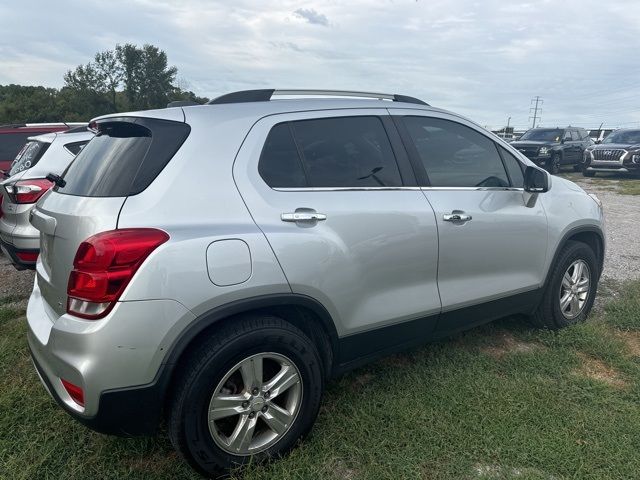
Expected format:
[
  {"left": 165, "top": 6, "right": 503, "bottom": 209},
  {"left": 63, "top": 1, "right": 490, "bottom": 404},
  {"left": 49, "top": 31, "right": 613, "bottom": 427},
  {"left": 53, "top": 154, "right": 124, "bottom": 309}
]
[
  {"left": 167, "top": 100, "right": 200, "bottom": 108},
  {"left": 207, "top": 89, "right": 429, "bottom": 106}
]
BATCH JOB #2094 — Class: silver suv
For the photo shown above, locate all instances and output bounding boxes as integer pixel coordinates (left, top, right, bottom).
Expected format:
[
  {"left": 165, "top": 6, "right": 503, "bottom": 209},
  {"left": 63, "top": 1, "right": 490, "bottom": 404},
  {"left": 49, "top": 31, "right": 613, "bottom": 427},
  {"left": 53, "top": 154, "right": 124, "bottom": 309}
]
[
  {"left": 0, "top": 128, "right": 93, "bottom": 269},
  {"left": 27, "top": 90, "right": 605, "bottom": 477}
]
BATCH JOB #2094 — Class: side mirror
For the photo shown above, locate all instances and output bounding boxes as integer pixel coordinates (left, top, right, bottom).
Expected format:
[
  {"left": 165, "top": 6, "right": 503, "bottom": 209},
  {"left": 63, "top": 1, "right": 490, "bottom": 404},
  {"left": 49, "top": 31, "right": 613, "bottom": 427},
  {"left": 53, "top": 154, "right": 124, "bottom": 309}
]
[{"left": 524, "top": 166, "right": 549, "bottom": 193}]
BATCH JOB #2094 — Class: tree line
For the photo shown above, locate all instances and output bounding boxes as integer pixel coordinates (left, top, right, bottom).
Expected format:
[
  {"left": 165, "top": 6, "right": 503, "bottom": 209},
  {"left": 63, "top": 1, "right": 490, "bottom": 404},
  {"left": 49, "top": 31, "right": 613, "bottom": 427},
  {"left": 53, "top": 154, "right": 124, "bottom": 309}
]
[{"left": 0, "top": 44, "right": 209, "bottom": 124}]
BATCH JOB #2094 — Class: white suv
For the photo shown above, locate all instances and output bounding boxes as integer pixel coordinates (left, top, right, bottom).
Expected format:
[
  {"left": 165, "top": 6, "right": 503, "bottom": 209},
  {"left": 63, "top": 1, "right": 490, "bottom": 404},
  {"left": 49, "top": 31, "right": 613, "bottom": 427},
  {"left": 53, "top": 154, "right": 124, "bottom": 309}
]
[
  {"left": 27, "top": 90, "right": 604, "bottom": 477},
  {"left": 0, "top": 128, "right": 93, "bottom": 269}
]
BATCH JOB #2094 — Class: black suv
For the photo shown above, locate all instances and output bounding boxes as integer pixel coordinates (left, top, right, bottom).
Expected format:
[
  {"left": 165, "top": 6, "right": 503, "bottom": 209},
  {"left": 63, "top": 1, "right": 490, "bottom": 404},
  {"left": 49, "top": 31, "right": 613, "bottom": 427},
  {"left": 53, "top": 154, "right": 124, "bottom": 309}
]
[{"left": 510, "top": 127, "right": 592, "bottom": 174}]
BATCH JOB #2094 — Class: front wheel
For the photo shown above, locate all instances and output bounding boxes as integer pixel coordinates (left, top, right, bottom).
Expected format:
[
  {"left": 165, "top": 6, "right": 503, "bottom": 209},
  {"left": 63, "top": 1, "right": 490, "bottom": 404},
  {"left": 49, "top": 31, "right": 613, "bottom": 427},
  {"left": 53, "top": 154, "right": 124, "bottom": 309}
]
[
  {"left": 168, "top": 315, "right": 324, "bottom": 477},
  {"left": 546, "top": 154, "right": 560, "bottom": 175},
  {"left": 530, "top": 240, "right": 599, "bottom": 330}
]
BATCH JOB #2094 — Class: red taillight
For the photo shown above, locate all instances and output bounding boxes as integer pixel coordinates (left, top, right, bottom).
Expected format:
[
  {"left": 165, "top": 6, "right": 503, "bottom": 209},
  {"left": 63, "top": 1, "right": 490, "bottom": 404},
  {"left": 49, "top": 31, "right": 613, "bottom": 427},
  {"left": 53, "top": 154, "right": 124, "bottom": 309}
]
[
  {"left": 66, "top": 228, "right": 169, "bottom": 320},
  {"left": 4, "top": 178, "right": 54, "bottom": 204},
  {"left": 61, "top": 378, "right": 84, "bottom": 406},
  {"left": 15, "top": 251, "right": 38, "bottom": 262}
]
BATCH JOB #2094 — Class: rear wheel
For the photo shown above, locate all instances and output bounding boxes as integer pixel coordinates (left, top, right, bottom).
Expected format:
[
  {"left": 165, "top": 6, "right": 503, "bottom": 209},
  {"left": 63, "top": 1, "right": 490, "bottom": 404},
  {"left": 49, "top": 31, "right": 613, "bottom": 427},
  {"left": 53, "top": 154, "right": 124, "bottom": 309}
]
[
  {"left": 168, "top": 315, "right": 324, "bottom": 477},
  {"left": 530, "top": 241, "right": 599, "bottom": 329}
]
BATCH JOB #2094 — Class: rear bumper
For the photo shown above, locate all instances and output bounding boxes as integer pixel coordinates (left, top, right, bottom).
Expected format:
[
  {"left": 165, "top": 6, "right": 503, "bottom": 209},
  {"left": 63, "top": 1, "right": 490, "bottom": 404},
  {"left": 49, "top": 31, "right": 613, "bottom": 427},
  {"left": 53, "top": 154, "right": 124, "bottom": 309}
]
[
  {"left": 26, "top": 277, "right": 196, "bottom": 435},
  {"left": 29, "top": 341, "right": 165, "bottom": 436},
  {"left": 0, "top": 238, "right": 38, "bottom": 270}
]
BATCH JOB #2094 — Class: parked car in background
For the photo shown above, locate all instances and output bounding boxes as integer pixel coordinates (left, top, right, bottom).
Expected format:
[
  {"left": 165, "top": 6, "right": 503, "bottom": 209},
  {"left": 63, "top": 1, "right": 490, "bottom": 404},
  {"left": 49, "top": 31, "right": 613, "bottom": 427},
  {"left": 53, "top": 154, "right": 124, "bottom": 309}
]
[
  {"left": 0, "top": 123, "right": 86, "bottom": 173},
  {"left": 0, "top": 128, "right": 94, "bottom": 269},
  {"left": 587, "top": 128, "right": 614, "bottom": 144},
  {"left": 582, "top": 128, "right": 640, "bottom": 177},
  {"left": 510, "top": 127, "right": 592, "bottom": 174},
  {"left": 26, "top": 90, "right": 604, "bottom": 477}
]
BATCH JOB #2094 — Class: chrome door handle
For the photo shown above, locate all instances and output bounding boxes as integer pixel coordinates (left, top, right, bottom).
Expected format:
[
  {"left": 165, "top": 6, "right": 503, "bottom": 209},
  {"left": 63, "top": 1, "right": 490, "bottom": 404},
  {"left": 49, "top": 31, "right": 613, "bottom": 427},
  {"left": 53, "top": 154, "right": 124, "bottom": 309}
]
[
  {"left": 443, "top": 213, "right": 472, "bottom": 222},
  {"left": 281, "top": 212, "right": 327, "bottom": 222}
]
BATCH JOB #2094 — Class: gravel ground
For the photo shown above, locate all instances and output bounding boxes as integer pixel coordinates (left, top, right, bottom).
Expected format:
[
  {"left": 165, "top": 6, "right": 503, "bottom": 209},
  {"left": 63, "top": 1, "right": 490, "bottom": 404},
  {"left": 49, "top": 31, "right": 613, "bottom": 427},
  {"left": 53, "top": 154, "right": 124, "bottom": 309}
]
[
  {"left": 0, "top": 174, "right": 637, "bottom": 303},
  {"left": 560, "top": 172, "right": 640, "bottom": 284},
  {"left": 0, "top": 254, "right": 34, "bottom": 309}
]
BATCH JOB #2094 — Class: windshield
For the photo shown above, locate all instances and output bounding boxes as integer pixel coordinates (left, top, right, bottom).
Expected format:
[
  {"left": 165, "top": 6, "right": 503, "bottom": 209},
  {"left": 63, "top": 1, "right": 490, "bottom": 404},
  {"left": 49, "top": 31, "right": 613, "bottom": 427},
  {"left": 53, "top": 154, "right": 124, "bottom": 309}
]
[
  {"left": 8, "top": 141, "right": 50, "bottom": 176},
  {"left": 519, "top": 129, "right": 563, "bottom": 142},
  {"left": 602, "top": 130, "right": 640, "bottom": 145}
]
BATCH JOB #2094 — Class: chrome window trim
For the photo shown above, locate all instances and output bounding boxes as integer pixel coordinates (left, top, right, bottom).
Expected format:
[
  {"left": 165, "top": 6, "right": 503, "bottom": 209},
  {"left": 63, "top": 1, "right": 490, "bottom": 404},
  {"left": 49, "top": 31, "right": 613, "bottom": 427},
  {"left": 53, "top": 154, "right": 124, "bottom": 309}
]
[{"left": 273, "top": 186, "right": 525, "bottom": 192}]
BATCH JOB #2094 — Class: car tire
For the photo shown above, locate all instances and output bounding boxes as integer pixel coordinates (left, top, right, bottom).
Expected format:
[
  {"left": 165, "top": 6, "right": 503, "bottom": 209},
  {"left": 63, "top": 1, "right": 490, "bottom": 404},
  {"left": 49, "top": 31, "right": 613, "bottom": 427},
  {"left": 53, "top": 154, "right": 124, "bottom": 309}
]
[
  {"left": 530, "top": 240, "right": 599, "bottom": 330},
  {"left": 168, "top": 315, "right": 324, "bottom": 478},
  {"left": 583, "top": 170, "right": 596, "bottom": 177},
  {"left": 546, "top": 153, "right": 560, "bottom": 175},
  {"left": 573, "top": 164, "right": 583, "bottom": 172}
]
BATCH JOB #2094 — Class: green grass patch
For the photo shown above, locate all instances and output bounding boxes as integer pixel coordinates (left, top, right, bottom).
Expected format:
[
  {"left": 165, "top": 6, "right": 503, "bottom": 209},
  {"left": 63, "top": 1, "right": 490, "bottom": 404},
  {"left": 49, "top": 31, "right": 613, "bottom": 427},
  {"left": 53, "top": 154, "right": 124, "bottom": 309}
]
[
  {"left": 2, "top": 285, "right": 640, "bottom": 479},
  {"left": 558, "top": 171, "right": 640, "bottom": 195}
]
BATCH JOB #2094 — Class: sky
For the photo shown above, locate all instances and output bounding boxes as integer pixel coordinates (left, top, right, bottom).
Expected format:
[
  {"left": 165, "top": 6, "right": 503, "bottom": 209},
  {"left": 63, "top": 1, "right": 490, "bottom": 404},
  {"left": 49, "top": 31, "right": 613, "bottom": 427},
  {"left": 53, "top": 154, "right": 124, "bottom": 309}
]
[{"left": 1, "top": 0, "right": 639, "bottom": 130}]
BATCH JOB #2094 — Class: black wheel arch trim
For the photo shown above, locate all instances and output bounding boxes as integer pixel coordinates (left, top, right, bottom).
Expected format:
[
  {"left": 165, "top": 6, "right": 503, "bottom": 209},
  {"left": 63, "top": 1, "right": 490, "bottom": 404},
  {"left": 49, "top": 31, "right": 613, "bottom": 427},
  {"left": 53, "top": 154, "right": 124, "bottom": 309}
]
[
  {"left": 161, "top": 293, "right": 340, "bottom": 370},
  {"left": 545, "top": 225, "right": 605, "bottom": 289}
]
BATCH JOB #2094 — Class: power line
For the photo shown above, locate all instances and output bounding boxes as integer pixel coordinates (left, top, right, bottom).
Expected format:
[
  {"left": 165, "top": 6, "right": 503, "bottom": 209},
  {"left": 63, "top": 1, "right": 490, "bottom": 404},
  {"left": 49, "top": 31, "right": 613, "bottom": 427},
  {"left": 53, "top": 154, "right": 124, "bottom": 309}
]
[{"left": 529, "top": 96, "right": 543, "bottom": 128}]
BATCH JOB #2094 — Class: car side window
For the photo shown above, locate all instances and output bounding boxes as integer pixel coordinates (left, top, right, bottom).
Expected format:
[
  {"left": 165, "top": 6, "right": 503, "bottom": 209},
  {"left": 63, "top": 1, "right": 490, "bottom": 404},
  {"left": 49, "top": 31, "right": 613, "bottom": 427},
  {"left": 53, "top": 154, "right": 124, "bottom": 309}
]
[
  {"left": 258, "top": 124, "right": 307, "bottom": 188},
  {"left": 498, "top": 146, "right": 525, "bottom": 188},
  {"left": 291, "top": 116, "right": 402, "bottom": 188},
  {"left": 259, "top": 116, "right": 403, "bottom": 188},
  {"left": 402, "top": 116, "right": 509, "bottom": 188}
]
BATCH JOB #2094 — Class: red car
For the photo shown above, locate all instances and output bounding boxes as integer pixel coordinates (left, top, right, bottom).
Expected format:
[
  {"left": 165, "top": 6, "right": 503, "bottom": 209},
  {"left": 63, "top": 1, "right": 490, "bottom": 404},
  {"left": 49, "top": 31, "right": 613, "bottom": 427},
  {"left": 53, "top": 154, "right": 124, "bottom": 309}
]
[{"left": 0, "top": 123, "right": 86, "bottom": 173}]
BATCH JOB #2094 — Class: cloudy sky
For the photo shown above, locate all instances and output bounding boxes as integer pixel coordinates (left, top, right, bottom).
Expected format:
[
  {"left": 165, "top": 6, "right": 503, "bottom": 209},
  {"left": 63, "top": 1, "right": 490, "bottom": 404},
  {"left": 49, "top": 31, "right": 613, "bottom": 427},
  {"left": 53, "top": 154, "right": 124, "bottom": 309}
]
[{"left": 1, "top": 0, "right": 639, "bottom": 130}]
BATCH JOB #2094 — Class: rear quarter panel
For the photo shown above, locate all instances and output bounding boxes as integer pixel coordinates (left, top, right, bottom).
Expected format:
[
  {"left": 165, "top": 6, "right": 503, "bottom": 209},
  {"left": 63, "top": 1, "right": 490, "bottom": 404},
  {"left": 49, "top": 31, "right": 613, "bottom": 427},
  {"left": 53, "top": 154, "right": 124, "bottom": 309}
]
[{"left": 117, "top": 106, "right": 292, "bottom": 316}]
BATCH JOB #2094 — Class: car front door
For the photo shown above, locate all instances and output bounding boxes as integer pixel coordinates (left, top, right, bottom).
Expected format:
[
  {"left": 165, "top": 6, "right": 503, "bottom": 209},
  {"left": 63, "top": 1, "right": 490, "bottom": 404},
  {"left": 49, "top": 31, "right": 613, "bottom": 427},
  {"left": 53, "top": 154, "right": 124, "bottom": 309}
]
[
  {"left": 392, "top": 110, "right": 548, "bottom": 332},
  {"left": 233, "top": 109, "right": 442, "bottom": 355}
]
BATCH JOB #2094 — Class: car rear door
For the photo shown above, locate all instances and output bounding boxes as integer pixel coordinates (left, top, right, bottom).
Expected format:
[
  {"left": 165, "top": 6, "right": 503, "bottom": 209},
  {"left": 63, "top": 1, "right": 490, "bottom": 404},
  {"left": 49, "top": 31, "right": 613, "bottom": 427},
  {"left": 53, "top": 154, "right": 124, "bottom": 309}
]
[
  {"left": 233, "top": 109, "right": 441, "bottom": 351},
  {"left": 31, "top": 113, "right": 190, "bottom": 317},
  {"left": 392, "top": 110, "right": 548, "bottom": 332}
]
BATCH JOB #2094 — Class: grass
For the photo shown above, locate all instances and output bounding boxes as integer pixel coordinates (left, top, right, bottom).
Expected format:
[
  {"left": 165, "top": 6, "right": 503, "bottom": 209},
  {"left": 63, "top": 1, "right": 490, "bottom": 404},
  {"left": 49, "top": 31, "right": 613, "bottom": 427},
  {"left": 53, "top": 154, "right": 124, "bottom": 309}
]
[
  {"left": 558, "top": 171, "right": 640, "bottom": 195},
  {"left": 2, "top": 284, "right": 640, "bottom": 480}
]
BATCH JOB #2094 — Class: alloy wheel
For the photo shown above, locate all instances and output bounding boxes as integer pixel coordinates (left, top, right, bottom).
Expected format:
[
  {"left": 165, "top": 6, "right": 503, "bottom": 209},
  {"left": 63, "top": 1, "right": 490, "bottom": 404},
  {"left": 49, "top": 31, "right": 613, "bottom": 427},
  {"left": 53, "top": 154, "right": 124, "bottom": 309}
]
[
  {"left": 207, "top": 352, "right": 303, "bottom": 456},
  {"left": 559, "top": 259, "right": 591, "bottom": 319}
]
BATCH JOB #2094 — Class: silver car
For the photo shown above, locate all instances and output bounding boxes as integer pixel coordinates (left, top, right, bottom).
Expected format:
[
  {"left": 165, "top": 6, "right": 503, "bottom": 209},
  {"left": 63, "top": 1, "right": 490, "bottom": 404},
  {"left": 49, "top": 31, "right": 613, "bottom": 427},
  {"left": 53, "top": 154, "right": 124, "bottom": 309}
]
[
  {"left": 26, "top": 90, "right": 604, "bottom": 477},
  {"left": 0, "top": 128, "right": 93, "bottom": 269}
]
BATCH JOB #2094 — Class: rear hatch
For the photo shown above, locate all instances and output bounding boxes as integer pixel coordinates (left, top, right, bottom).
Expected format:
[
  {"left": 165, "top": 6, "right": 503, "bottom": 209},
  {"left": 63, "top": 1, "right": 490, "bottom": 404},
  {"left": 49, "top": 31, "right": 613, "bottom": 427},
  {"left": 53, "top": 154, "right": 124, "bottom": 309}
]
[{"left": 31, "top": 115, "right": 190, "bottom": 317}]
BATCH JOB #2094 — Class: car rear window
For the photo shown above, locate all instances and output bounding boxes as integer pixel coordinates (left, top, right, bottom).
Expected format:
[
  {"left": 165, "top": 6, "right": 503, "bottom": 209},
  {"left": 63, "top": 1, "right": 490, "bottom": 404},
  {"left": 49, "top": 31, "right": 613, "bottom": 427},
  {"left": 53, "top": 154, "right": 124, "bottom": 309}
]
[
  {"left": 8, "top": 141, "right": 51, "bottom": 176},
  {"left": 56, "top": 118, "right": 190, "bottom": 197},
  {"left": 0, "top": 132, "right": 33, "bottom": 161}
]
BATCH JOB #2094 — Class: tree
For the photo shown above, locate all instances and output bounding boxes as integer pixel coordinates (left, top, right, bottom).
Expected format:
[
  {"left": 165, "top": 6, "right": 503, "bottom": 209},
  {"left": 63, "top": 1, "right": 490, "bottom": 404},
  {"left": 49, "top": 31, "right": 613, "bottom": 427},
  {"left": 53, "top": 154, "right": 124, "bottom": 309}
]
[
  {"left": 116, "top": 43, "right": 178, "bottom": 110},
  {"left": 1, "top": 43, "right": 208, "bottom": 124}
]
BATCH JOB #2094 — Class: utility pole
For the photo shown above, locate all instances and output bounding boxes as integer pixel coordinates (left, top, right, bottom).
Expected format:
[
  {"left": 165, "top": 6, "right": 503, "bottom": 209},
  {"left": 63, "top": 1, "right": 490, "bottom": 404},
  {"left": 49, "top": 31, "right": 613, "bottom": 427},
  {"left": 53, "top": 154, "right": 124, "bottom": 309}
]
[{"left": 529, "top": 96, "right": 543, "bottom": 128}]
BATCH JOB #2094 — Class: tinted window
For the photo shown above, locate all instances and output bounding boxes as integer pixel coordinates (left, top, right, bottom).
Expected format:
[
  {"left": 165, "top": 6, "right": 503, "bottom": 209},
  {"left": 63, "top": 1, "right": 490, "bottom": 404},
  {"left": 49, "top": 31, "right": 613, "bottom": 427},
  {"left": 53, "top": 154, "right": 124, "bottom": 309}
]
[
  {"left": 403, "top": 116, "right": 509, "bottom": 188},
  {"left": 499, "top": 147, "right": 524, "bottom": 188},
  {"left": 58, "top": 118, "right": 190, "bottom": 197},
  {"left": 0, "top": 132, "right": 32, "bottom": 160},
  {"left": 64, "top": 140, "right": 89, "bottom": 156},
  {"left": 520, "top": 129, "right": 563, "bottom": 142},
  {"left": 8, "top": 141, "right": 51, "bottom": 176},
  {"left": 258, "top": 124, "right": 306, "bottom": 188},
  {"left": 259, "top": 117, "right": 402, "bottom": 188},
  {"left": 293, "top": 116, "right": 402, "bottom": 188}
]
